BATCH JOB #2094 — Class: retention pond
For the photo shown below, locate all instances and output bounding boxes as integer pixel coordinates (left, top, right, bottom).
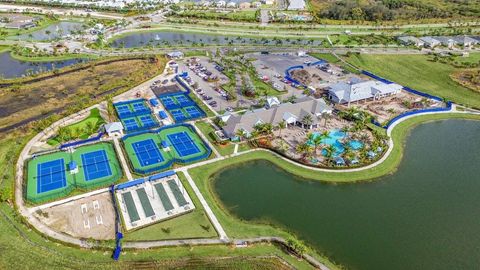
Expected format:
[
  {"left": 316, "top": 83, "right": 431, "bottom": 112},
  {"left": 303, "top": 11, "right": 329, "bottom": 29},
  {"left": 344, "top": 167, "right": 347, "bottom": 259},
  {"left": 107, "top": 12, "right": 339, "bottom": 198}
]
[{"left": 214, "top": 119, "right": 480, "bottom": 270}]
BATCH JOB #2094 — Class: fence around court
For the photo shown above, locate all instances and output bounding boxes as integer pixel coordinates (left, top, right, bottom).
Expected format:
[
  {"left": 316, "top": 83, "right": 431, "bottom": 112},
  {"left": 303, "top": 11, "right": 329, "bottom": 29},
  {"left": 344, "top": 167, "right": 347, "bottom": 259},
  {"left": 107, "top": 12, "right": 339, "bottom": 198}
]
[
  {"left": 361, "top": 70, "right": 452, "bottom": 129},
  {"left": 114, "top": 99, "right": 152, "bottom": 119},
  {"left": 59, "top": 132, "right": 105, "bottom": 150},
  {"left": 122, "top": 123, "right": 212, "bottom": 175},
  {"left": 26, "top": 142, "right": 122, "bottom": 203}
]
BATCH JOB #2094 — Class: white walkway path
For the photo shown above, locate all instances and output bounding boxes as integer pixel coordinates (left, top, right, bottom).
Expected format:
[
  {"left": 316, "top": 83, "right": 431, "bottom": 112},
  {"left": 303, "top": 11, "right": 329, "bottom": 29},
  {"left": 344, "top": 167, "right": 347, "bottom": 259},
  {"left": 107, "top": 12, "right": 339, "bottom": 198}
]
[
  {"left": 113, "top": 137, "right": 133, "bottom": 181},
  {"left": 179, "top": 168, "right": 228, "bottom": 241}
]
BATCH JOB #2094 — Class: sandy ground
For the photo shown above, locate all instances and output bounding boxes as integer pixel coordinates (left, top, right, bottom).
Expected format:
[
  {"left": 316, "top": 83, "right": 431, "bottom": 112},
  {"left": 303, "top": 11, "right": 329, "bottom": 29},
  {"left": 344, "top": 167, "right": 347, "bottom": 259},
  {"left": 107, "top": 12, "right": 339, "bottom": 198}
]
[{"left": 34, "top": 192, "right": 115, "bottom": 240}]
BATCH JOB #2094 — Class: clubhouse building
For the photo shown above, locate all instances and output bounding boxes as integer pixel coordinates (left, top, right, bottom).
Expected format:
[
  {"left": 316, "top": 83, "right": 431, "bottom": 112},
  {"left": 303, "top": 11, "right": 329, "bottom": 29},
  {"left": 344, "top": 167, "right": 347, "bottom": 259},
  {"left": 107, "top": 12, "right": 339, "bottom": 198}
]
[
  {"left": 221, "top": 96, "right": 333, "bottom": 139},
  {"left": 327, "top": 79, "right": 403, "bottom": 106}
]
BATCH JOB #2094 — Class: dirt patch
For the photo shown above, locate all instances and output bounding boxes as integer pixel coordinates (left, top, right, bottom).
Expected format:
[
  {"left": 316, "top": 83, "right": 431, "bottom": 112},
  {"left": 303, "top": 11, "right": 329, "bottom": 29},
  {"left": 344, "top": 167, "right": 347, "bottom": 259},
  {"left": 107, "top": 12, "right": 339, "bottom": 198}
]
[
  {"left": 34, "top": 192, "right": 115, "bottom": 240},
  {"left": 0, "top": 57, "right": 165, "bottom": 130},
  {"left": 450, "top": 69, "right": 480, "bottom": 92},
  {"left": 290, "top": 69, "right": 311, "bottom": 85}
]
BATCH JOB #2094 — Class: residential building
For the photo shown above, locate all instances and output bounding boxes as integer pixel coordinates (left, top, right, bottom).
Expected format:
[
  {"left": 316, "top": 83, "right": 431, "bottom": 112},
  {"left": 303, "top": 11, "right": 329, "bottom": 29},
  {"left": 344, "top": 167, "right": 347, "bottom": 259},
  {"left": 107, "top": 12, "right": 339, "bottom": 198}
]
[
  {"left": 239, "top": 2, "right": 251, "bottom": 8},
  {"left": 287, "top": 0, "right": 306, "bottom": 10},
  {"left": 262, "top": 0, "right": 274, "bottom": 5},
  {"left": 419, "top": 37, "right": 441, "bottom": 48},
  {"left": 433, "top": 36, "right": 457, "bottom": 48},
  {"left": 327, "top": 80, "right": 403, "bottom": 106},
  {"left": 166, "top": 51, "right": 184, "bottom": 59},
  {"left": 452, "top": 36, "right": 479, "bottom": 47},
  {"left": 222, "top": 96, "right": 333, "bottom": 139},
  {"left": 226, "top": 1, "right": 237, "bottom": 8},
  {"left": 397, "top": 36, "right": 425, "bottom": 47}
]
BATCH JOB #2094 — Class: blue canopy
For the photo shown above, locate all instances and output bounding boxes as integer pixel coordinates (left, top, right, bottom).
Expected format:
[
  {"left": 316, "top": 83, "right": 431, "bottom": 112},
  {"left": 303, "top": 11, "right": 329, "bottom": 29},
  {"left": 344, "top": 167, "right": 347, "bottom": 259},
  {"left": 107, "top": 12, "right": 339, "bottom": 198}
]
[
  {"left": 149, "top": 98, "right": 159, "bottom": 106},
  {"left": 161, "top": 140, "right": 169, "bottom": 148},
  {"left": 68, "top": 161, "right": 77, "bottom": 171},
  {"left": 159, "top": 111, "right": 168, "bottom": 119}
]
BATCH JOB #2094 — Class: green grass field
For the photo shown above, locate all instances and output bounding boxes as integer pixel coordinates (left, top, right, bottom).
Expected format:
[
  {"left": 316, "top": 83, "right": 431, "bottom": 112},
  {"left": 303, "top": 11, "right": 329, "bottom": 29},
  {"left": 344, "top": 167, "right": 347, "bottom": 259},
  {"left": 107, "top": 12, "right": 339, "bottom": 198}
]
[
  {"left": 47, "top": 108, "right": 105, "bottom": 146},
  {"left": 344, "top": 53, "right": 480, "bottom": 108},
  {"left": 195, "top": 121, "right": 235, "bottom": 156}
]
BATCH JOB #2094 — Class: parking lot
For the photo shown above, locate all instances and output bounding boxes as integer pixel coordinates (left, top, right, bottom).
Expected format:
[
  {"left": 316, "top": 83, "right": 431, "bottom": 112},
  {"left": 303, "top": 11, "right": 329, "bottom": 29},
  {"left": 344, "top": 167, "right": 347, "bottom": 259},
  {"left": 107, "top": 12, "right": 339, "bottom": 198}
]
[
  {"left": 178, "top": 57, "right": 243, "bottom": 112},
  {"left": 247, "top": 52, "right": 357, "bottom": 94}
]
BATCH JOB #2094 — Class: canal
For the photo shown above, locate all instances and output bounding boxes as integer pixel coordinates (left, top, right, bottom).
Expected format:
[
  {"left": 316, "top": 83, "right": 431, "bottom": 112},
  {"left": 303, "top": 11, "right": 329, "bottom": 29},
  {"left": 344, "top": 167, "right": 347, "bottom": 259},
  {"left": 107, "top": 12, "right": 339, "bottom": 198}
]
[{"left": 214, "top": 119, "right": 480, "bottom": 270}]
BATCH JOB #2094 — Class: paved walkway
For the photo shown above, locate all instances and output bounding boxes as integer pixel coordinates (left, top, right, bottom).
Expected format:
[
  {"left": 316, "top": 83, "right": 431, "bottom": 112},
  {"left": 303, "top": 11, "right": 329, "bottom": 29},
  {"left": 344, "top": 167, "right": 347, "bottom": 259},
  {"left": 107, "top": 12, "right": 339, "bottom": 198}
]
[
  {"left": 113, "top": 137, "right": 133, "bottom": 180},
  {"left": 179, "top": 169, "right": 228, "bottom": 241}
]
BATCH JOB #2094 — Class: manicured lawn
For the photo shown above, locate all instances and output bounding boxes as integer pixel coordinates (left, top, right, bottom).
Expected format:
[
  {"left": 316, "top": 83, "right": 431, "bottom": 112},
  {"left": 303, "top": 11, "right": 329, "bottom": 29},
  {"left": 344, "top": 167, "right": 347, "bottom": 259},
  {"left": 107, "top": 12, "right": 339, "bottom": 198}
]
[
  {"left": 195, "top": 121, "right": 235, "bottom": 156},
  {"left": 344, "top": 53, "right": 480, "bottom": 108},
  {"left": 124, "top": 171, "right": 217, "bottom": 241},
  {"left": 47, "top": 108, "right": 105, "bottom": 145},
  {"left": 309, "top": 53, "right": 340, "bottom": 63}
]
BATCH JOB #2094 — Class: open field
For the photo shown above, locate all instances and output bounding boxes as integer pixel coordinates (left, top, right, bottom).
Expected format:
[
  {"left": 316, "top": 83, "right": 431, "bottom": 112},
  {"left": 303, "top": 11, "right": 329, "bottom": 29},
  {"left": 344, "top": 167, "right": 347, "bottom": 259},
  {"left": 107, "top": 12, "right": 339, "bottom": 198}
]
[
  {"left": 343, "top": 53, "right": 480, "bottom": 108},
  {"left": 0, "top": 57, "right": 165, "bottom": 132}
]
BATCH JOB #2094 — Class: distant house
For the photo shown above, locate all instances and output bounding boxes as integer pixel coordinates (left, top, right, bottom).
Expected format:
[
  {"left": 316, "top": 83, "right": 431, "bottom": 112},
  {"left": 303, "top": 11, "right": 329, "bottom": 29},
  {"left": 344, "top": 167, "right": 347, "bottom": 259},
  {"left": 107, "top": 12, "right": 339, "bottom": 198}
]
[
  {"left": 287, "top": 0, "right": 306, "bottom": 10},
  {"left": 327, "top": 80, "right": 403, "bottom": 106},
  {"left": 251, "top": 1, "right": 261, "bottom": 8},
  {"left": 104, "top": 122, "right": 124, "bottom": 137},
  {"left": 216, "top": 0, "right": 226, "bottom": 7},
  {"left": 222, "top": 96, "right": 333, "bottom": 139},
  {"left": 433, "top": 36, "right": 457, "bottom": 48},
  {"left": 397, "top": 36, "right": 425, "bottom": 47},
  {"left": 452, "top": 36, "right": 479, "bottom": 47},
  {"left": 419, "top": 37, "right": 441, "bottom": 48},
  {"left": 239, "top": 2, "right": 251, "bottom": 8},
  {"left": 166, "top": 51, "right": 184, "bottom": 59},
  {"left": 226, "top": 1, "right": 237, "bottom": 8},
  {"left": 262, "top": 0, "right": 274, "bottom": 5}
]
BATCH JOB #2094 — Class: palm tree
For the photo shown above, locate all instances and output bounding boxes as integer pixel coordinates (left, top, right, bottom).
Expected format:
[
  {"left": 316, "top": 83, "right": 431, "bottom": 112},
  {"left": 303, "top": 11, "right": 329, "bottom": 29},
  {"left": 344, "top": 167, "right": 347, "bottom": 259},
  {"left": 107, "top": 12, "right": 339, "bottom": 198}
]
[
  {"left": 277, "top": 120, "right": 287, "bottom": 138},
  {"left": 295, "top": 143, "right": 313, "bottom": 161},
  {"left": 322, "top": 112, "right": 331, "bottom": 127},
  {"left": 312, "top": 135, "right": 322, "bottom": 155},
  {"left": 301, "top": 114, "right": 313, "bottom": 128},
  {"left": 323, "top": 145, "right": 336, "bottom": 166},
  {"left": 235, "top": 129, "right": 246, "bottom": 141}
]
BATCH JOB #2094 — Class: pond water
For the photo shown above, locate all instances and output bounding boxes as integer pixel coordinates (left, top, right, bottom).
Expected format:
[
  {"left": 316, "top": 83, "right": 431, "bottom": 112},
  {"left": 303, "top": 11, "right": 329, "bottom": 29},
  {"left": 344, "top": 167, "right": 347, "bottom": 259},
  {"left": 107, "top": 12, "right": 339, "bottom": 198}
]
[
  {"left": 110, "top": 31, "right": 323, "bottom": 48},
  {"left": 16, "top": 21, "right": 85, "bottom": 41},
  {"left": 0, "top": 52, "right": 88, "bottom": 79},
  {"left": 214, "top": 119, "right": 480, "bottom": 270}
]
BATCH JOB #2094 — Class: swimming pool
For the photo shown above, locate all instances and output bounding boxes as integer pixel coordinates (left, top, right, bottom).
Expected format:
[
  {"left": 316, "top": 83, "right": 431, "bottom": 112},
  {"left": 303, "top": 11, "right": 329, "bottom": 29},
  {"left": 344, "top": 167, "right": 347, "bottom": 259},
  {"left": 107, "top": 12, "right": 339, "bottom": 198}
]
[{"left": 309, "top": 129, "right": 363, "bottom": 157}]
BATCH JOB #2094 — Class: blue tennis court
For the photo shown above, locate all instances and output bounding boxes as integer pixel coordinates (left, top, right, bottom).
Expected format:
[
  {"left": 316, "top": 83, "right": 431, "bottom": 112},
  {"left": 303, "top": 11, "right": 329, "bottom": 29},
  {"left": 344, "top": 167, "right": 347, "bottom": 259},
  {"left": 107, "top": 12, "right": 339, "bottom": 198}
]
[
  {"left": 170, "top": 109, "right": 187, "bottom": 122},
  {"left": 185, "top": 106, "right": 202, "bottom": 118},
  {"left": 36, "top": 159, "right": 66, "bottom": 193},
  {"left": 116, "top": 105, "right": 131, "bottom": 117},
  {"left": 132, "top": 102, "right": 148, "bottom": 112},
  {"left": 167, "top": 132, "right": 200, "bottom": 157},
  {"left": 139, "top": 115, "right": 157, "bottom": 128},
  {"left": 123, "top": 118, "right": 140, "bottom": 131},
  {"left": 160, "top": 96, "right": 176, "bottom": 109},
  {"left": 133, "top": 139, "right": 164, "bottom": 166},
  {"left": 81, "top": 150, "right": 112, "bottom": 181}
]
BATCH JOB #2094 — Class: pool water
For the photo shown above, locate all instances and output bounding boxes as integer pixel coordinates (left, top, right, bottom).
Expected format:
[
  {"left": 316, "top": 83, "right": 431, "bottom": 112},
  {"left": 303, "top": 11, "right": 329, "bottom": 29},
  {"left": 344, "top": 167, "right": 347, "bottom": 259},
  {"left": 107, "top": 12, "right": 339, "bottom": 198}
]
[{"left": 309, "top": 129, "right": 363, "bottom": 157}]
